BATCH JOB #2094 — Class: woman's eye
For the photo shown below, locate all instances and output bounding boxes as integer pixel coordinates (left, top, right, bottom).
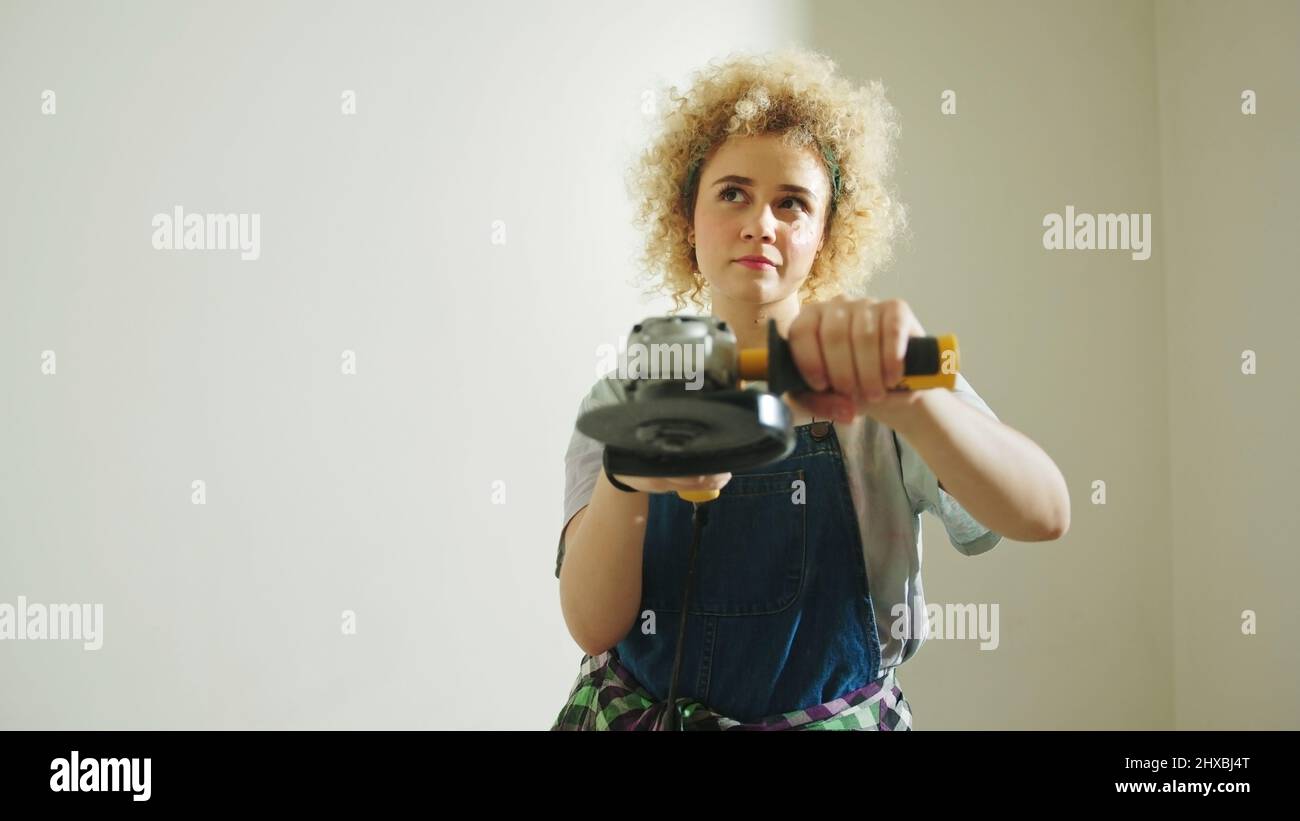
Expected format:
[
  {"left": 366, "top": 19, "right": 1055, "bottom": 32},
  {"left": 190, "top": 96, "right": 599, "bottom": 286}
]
[{"left": 719, "top": 187, "right": 807, "bottom": 212}]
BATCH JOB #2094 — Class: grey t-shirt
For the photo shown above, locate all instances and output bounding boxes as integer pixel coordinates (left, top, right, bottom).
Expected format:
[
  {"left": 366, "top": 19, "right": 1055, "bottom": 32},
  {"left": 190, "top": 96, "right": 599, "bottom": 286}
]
[{"left": 556, "top": 371, "right": 1003, "bottom": 672}]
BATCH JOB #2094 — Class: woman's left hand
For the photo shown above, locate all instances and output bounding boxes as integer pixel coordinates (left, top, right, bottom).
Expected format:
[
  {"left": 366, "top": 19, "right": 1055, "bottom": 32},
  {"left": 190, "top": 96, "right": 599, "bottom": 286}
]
[{"left": 782, "top": 295, "right": 933, "bottom": 428}]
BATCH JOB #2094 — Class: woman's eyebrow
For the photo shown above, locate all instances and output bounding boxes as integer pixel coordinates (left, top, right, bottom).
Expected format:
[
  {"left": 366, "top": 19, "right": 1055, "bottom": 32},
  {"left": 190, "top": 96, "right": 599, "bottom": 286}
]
[{"left": 710, "top": 174, "right": 816, "bottom": 199}]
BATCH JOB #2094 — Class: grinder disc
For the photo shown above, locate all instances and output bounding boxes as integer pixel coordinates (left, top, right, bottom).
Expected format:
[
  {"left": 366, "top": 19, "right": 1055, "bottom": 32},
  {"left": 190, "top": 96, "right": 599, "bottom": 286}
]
[{"left": 577, "top": 389, "right": 796, "bottom": 476}]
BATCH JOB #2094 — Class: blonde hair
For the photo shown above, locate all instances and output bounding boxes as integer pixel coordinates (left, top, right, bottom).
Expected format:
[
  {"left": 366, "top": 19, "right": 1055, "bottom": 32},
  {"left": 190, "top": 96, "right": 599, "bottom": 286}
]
[{"left": 626, "top": 46, "right": 909, "bottom": 313}]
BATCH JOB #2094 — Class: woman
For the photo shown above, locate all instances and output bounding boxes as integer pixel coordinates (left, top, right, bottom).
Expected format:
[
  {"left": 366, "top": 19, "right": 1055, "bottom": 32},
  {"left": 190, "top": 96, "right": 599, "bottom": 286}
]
[{"left": 553, "top": 46, "right": 1070, "bottom": 730}]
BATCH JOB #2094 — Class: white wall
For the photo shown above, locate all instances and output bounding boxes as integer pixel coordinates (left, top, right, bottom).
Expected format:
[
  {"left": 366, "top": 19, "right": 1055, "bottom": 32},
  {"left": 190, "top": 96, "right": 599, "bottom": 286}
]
[
  {"left": 0, "top": 0, "right": 804, "bottom": 730},
  {"left": 1155, "top": 0, "right": 1300, "bottom": 729}
]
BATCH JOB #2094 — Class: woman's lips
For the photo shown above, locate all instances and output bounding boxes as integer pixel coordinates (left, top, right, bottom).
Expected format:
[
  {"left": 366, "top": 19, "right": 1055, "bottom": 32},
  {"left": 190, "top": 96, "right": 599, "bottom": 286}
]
[{"left": 735, "top": 259, "right": 776, "bottom": 270}]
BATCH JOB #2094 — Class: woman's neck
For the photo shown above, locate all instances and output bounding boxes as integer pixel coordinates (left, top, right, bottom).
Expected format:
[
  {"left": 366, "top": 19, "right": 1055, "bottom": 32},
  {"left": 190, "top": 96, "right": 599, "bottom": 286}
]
[{"left": 706, "top": 289, "right": 804, "bottom": 353}]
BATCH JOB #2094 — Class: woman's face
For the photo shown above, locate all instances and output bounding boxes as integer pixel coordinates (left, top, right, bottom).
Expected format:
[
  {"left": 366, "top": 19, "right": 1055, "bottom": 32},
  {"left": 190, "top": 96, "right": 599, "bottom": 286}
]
[{"left": 689, "top": 133, "right": 830, "bottom": 306}]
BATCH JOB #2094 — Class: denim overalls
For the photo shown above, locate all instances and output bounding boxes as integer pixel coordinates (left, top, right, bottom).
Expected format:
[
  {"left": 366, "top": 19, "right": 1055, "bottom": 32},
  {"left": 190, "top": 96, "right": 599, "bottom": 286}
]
[{"left": 613, "top": 419, "right": 882, "bottom": 723}]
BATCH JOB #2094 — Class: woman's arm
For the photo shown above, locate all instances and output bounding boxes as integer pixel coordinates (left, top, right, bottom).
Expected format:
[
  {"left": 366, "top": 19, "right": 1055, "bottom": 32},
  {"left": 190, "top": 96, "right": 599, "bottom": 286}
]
[
  {"left": 557, "top": 473, "right": 650, "bottom": 657},
  {"left": 558, "top": 468, "right": 733, "bottom": 655},
  {"left": 892, "top": 389, "right": 1071, "bottom": 542}
]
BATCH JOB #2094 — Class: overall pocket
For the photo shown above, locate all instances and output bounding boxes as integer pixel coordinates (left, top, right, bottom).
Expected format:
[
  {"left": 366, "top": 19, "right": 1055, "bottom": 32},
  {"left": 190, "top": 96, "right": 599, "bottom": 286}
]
[{"left": 641, "top": 468, "right": 806, "bottom": 616}]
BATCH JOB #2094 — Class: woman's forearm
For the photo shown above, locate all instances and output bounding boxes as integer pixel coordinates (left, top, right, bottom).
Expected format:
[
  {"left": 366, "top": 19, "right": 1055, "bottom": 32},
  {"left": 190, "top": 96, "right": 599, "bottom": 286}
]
[
  {"left": 558, "top": 473, "right": 649, "bottom": 655},
  {"left": 892, "top": 389, "right": 1071, "bottom": 542}
]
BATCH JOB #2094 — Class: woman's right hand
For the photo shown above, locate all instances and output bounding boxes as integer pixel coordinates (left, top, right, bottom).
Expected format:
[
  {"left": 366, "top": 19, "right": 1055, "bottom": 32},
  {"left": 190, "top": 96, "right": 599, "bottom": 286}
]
[{"left": 607, "top": 472, "right": 733, "bottom": 495}]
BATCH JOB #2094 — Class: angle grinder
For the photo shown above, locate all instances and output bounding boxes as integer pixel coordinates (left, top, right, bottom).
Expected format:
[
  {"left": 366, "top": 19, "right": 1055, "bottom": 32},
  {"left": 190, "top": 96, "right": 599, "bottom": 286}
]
[{"left": 577, "top": 314, "right": 959, "bottom": 502}]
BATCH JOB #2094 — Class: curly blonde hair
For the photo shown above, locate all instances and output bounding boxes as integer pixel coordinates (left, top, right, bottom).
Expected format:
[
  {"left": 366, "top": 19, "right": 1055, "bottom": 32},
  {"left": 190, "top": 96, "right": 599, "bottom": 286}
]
[{"left": 625, "top": 46, "right": 910, "bottom": 313}]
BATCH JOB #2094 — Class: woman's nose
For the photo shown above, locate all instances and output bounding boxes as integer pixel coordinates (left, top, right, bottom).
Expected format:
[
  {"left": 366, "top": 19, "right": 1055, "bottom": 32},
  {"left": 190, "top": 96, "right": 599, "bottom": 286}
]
[{"left": 742, "top": 206, "right": 778, "bottom": 243}]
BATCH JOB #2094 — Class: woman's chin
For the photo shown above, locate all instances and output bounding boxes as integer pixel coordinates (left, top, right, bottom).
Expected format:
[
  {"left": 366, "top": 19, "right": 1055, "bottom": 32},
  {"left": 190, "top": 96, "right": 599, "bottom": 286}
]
[{"left": 713, "top": 272, "right": 783, "bottom": 302}]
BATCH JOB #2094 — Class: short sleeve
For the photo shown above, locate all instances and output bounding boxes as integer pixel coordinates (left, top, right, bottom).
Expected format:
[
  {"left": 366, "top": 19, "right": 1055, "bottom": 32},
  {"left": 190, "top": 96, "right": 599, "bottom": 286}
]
[
  {"left": 555, "top": 374, "right": 626, "bottom": 579},
  {"left": 895, "top": 372, "right": 1004, "bottom": 557}
]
